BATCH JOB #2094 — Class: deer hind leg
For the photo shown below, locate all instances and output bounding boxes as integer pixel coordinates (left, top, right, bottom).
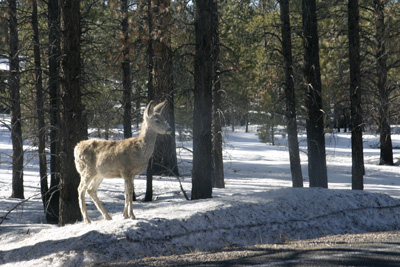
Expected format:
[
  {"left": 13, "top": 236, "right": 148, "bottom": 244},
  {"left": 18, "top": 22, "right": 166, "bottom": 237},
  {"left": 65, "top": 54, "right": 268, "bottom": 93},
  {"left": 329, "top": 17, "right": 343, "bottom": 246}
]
[
  {"left": 78, "top": 180, "right": 91, "bottom": 224},
  {"left": 87, "top": 176, "right": 112, "bottom": 221},
  {"left": 123, "top": 176, "right": 135, "bottom": 219}
]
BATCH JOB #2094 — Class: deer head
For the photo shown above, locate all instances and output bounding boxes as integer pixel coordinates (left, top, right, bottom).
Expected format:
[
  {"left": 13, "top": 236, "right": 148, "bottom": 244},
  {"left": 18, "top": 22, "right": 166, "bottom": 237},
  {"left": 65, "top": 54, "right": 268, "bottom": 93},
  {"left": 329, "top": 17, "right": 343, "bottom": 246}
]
[{"left": 144, "top": 100, "right": 172, "bottom": 135}]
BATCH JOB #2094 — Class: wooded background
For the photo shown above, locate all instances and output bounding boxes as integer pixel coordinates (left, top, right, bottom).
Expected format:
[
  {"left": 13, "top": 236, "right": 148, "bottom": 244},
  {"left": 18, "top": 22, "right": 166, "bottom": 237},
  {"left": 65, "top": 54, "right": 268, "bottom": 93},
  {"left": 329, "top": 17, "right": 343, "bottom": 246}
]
[{"left": 1, "top": 0, "right": 400, "bottom": 225}]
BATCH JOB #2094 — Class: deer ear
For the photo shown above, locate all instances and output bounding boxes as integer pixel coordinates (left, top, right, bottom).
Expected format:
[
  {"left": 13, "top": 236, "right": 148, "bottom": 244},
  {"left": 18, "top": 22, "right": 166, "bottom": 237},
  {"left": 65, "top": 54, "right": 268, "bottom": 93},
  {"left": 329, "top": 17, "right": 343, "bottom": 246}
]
[
  {"left": 145, "top": 100, "right": 155, "bottom": 118},
  {"left": 153, "top": 100, "right": 168, "bottom": 114}
]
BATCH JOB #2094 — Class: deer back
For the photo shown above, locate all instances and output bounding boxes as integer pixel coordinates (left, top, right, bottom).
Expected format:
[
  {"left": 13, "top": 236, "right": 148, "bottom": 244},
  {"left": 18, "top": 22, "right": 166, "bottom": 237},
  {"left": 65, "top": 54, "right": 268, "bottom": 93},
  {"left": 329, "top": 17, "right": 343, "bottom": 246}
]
[{"left": 75, "top": 138, "right": 149, "bottom": 179}]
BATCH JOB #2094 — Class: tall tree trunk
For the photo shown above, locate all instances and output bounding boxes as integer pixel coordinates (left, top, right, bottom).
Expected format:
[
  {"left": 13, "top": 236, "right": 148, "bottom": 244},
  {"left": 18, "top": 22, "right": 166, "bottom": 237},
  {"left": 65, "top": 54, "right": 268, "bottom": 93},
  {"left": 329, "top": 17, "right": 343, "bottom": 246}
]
[
  {"left": 192, "top": 0, "right": 217, "bottom": 199},
  {"left": 58, "top": 0, "right": 83, "bottom": 225},
  {"left": 302, "top": 0, "right": 328, "bottom": 188},
  {"left": 211, "top": 1, "right": 224, "bottom": 189},
  {"left": 279, "top": 0, "right": 303, "bottom": 188},
  {"left": 121, "top": 0, "right": 132, "bottom": 139},
  {"left": 32, "top": 0, "right": 49, "bottom": 205},
  {"left": 146, "top": 0, "right": 179, "bottom": 200},
  {"left": 146, "top": 0, "right": 155, "bottom": 202},
  {"left": 147, "top": 0, "right": 178, "bottom": 176},
  {"left": 374, "top": 0, "right": 393, "bottom": 166},
  {"left": 8, "top": 0, "right": 24, "bottom": 199},
  {"left": 212, "top": 77, "right": 224, "bottom": 188},
  {"left": 348, "top": 0, "right": 364, "bottom": 190},
  {"left": 47, "top": 0, "right": 60, "bottom": 224},
  {"left": 121, "top": 0, "right": 136, "bottom": 201}
]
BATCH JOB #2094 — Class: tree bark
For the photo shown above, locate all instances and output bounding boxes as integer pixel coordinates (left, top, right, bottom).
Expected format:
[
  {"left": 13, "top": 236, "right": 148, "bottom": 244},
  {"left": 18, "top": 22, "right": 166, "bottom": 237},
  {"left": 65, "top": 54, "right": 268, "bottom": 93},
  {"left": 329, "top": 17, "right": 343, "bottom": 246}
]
[
  {"left": 211, "top": 1, "right": 224, "bottom": 189},
  {"left": 121, "top": 0, "right": 132, "bottom": 139},
  {"left": 145, "top": 157, "right": 153, "bottom": 202},
  {"left": 121, "top": 0, "right": 136, "bottom": 201},
  {"left": 212, "top": 76, "right": 224, "bottom": 188},
  {"left": 302, "top": 0, "right": 328, "bottom": 188},
  {"left": 146, "top": 0, "right": 179, "bottom": 201},
  {"left": 32, "top": 0, "right": 49, "bottom": 205},
  {"left": 146, "top": 0, "right": 155, "bottom": 201},
  {"left": 192, "top": 0, "right": 217, "bottom": 199},
  {"left": 58, "top": 0, "right": 83, "bottom": 225},
  {"left": 280, "top": 0, "right": 303, "bottom": 188},
  {"left": 374, "top": 0, "right": 393, "bottom": 166},
  {"left": 8, "top": 0, "right": 24, "bottom": 199},
  {"left": 46, "top": 0, "right": 60, "bottom": 224},
  {"left": 348, "top": 0, "right": 364, "bottom": 190},
  {"left": 147, "top": 0, "right": 178, "bottom": 176}
]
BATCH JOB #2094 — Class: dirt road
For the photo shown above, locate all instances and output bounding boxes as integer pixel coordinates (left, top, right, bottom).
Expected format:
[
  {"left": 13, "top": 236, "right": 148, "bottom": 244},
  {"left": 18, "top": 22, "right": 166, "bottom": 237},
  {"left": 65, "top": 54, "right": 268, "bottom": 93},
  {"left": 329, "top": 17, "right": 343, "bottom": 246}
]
[{"left": 100, "top": 231, "right": 400, "bottom": 266}]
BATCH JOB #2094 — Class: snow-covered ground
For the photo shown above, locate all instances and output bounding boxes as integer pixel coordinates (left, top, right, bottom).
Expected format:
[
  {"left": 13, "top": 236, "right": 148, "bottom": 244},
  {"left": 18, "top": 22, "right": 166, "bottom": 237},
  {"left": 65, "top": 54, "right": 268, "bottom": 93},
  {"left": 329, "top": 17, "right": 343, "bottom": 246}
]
[{"left": 1, "top": 121, "right": 400, "bottom": 266}]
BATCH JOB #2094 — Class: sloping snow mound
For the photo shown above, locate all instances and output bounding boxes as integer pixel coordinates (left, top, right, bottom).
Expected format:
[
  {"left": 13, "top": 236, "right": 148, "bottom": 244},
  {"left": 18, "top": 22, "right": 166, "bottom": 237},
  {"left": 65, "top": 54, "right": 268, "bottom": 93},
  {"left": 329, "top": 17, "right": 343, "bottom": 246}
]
[{"left": 1, "top": 188, "right": 400, "bottom": 267}]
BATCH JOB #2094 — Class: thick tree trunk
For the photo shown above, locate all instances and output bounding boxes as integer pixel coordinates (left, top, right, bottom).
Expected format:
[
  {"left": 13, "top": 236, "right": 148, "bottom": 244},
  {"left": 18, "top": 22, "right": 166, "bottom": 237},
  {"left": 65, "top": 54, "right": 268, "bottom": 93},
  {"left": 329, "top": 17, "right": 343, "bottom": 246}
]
[
  {"left": 32, "top": 0, "right": 49, "bottom": 204},
  {"left": 302, "top": 0, "right": 328, "bottom": 188},
  {"left": 58, "top": 0, "right": 83, "bottom": 226},
  {"left": 348, "top": 0, "right": 364, "bottom": 190},
  {"left": 147, "top": 0, "right": 178, "bottom": 176},
  {"left": 192, "top": 0, "right": 217, "bottom": 199},
  {"left": 280, "top": 0, "right": 303, "bottom": 188},
  {"left": 374, "top": 0, "right": 393, "bottom": 166},
  {"left": 146, "top": 0, "right": 179, "bottom": 201},
  {"left": 8, "top": 0, "right": 24, "bottom": 199},
  {"left": 46, "top": 0, "right": 60, "bottom": 224}
]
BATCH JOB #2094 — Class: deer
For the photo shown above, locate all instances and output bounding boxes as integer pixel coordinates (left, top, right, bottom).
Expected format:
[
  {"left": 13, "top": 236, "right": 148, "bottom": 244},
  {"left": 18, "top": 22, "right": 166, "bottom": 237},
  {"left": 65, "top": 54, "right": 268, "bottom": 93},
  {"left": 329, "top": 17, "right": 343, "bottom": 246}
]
[{"left": 74, "top": 100, "right": 172, "bottom": 223}]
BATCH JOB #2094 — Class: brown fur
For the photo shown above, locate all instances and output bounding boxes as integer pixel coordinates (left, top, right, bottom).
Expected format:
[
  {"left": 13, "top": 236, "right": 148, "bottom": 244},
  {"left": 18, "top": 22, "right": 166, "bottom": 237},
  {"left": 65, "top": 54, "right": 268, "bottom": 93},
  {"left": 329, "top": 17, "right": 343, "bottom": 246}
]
[{"left": 74, "top": 100, "right": 171, "bottom": 223}]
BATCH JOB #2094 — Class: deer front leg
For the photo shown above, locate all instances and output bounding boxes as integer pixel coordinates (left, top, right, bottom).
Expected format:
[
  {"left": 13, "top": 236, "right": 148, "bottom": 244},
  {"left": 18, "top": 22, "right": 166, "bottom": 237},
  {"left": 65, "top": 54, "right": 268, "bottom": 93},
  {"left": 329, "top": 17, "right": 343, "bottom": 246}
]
[{"left": 123, "top": 177, "right": 136, "bottom": 219}]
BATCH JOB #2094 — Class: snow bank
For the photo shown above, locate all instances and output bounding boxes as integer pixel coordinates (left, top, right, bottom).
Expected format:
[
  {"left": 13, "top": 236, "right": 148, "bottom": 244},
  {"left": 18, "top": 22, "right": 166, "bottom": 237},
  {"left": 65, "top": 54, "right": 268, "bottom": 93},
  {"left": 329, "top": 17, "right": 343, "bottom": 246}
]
[{"left": 1, "top": 188, "right": 400, "bottom": 267}]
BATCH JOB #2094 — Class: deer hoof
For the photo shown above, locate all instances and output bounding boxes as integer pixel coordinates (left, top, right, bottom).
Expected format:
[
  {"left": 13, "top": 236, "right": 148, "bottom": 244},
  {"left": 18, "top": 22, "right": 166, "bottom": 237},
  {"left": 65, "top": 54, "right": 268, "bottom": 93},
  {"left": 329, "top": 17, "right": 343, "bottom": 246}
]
[{"left": 123, "top": 213, "right": 135, "bottom": 219}]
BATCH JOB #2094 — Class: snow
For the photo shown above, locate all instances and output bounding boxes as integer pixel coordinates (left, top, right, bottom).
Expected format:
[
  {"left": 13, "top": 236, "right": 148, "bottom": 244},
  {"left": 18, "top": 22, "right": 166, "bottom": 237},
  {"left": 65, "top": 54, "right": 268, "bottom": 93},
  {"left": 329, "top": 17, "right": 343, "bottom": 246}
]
[
  {"left": 1, "top": 120, "right": 400, "bottom": 266},
  {"left": 0, "top": 59, "right": 9, "bottom": 71}
]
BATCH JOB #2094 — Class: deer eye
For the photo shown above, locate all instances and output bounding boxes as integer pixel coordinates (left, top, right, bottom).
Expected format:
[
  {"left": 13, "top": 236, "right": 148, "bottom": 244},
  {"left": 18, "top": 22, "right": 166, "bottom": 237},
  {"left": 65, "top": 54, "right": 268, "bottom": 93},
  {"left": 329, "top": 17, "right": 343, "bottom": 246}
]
[{"left": 155, "top": 119, "right": 160, "bottom": 124}]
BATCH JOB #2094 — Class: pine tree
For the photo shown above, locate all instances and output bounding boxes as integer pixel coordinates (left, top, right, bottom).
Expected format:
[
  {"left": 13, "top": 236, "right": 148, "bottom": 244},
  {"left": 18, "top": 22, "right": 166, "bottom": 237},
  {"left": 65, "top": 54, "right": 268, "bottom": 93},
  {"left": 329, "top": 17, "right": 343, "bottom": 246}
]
[
  {"left": 302, "top": 0, "right": 328, "bottom": 188},
  {"left": 46, "top": 0, "right": 61, "bottom": 224},
  {"left": 280, "top": 0, "right": 303, "bottom": 188},
  {"left": 8, "top": 0, "right": 24, "bottom": 199},
  {"left": 211, "top": 0, "right": 224, "bottom": 189},
  {"left": 32, "top": 0, "right": 49, "bottom": 206},
  {"left": 348, "top": 0, "right": 364, "bottom": 189},
  {"left": 121, "top": 0, "right": 132, "bottom": 139},
  {"left": 374, "top": 0, "right": 393, "bottom": 165},
  {"left": 192, "top": 0, "right": 218, "bottom": 199},
  {"left": 58, "top": 0, "right": 83, "bottom": 225},
  {"left": 146, "top": 0, "right": 179, "bottom": 201}
]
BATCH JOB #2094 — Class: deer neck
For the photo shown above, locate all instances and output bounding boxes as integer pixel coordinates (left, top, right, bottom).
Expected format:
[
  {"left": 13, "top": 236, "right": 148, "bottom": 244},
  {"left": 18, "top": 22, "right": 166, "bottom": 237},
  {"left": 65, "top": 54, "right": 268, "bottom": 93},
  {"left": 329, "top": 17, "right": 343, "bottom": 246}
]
[{"left": 137, "top": 123, "right": 158, "bottom": 160}]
